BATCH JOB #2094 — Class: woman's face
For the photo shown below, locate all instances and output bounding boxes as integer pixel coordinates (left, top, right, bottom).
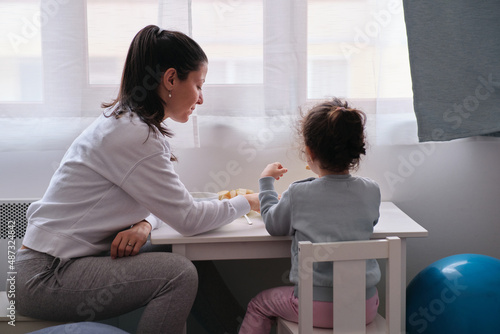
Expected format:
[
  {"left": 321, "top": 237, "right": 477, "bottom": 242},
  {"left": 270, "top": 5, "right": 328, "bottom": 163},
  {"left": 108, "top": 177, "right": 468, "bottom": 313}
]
[{"left": 163, "top": 63, "right": 208, "bottom": 123}]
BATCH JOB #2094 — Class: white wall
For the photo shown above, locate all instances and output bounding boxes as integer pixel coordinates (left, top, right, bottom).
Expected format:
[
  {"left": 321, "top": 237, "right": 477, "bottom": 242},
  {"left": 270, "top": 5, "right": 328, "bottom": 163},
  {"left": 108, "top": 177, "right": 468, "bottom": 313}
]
[{"left": 2, "top": 121, "right": 500, "bottom": 332}]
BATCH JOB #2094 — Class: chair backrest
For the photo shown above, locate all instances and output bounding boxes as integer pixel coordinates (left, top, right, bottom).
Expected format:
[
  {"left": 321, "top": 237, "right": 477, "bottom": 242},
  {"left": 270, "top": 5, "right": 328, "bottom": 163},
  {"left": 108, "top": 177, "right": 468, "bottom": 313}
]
[{"left": 297, "top": 236, "right": 402, "bottom": 334}]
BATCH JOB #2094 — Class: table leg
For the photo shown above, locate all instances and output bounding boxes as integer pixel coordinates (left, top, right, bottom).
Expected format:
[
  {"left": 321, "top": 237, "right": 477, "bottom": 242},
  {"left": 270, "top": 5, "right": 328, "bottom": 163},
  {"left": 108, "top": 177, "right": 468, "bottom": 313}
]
[{"left": 174, "top": 244, "right": 187, "bottom": 257}]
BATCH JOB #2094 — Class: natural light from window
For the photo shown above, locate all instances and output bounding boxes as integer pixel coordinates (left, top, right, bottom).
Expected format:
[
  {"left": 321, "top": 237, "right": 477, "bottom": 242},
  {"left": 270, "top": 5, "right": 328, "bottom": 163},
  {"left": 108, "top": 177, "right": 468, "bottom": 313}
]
[
  {"left": 86, "top": 0, "right": 158, "bottom": 85},
  {"left": 307, "top": 0, "right": 412, "bottom": 101},
  {"left": 0, "top": 0, "right": 42, "bottom": 102},
  {"left": 192, "top": 0, "right": 264, "bottom": 85}
]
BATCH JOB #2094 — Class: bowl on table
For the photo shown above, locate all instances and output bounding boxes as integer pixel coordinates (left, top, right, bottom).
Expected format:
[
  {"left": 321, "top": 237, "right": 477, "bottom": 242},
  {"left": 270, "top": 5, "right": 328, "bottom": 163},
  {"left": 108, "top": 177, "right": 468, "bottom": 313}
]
[{"left": 190, "top": 192, "right": 219, "bottom": 202}]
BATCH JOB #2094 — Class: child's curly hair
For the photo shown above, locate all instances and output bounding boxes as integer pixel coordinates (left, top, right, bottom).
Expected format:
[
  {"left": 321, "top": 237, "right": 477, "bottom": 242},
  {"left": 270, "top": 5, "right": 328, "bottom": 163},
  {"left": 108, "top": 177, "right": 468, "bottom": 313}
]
[{"left": 299, "top": 97, "right": 367, "bottom": 173}]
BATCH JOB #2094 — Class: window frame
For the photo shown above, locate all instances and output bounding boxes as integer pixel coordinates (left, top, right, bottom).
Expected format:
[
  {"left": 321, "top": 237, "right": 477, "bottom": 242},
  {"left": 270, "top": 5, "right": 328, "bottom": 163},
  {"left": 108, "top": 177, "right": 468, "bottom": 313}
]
[{"left": 0, "top": 0, "right": 412, "bottom": 121}]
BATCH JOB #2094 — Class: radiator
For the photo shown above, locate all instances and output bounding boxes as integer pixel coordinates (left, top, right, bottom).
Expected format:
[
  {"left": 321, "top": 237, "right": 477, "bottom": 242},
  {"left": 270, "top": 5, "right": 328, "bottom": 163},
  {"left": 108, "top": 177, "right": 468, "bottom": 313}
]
[
  {"left": 1, "top": 200, "right": 37, "bottom": 289},
  {"left": 0, "top": 200, "right": 36, "bottom": 239}
]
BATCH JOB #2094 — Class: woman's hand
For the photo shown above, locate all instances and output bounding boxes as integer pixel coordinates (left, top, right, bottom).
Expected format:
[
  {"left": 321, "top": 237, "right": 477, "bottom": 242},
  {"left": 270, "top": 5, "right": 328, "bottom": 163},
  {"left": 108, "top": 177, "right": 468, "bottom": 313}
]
[
  {"left": 110, "top": 220, "right": 152, "bottom": 259},
  {"left": 260, "top": 162, "right": 288, "bottom": 180}
]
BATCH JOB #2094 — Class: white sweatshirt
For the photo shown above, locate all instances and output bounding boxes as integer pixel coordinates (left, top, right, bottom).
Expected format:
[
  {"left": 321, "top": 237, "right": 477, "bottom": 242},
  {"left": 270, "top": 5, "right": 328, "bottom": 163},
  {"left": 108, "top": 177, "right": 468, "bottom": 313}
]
[{"left": 24, "top": 113, "right": 250, "bottom": 259}]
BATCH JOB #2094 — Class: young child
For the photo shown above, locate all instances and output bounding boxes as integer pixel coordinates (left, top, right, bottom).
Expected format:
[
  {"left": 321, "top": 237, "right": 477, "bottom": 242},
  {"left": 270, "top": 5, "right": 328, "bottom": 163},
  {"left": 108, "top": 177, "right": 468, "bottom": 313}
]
[{"left": 239, "top": 98, "right": 381, "bottom": 333}]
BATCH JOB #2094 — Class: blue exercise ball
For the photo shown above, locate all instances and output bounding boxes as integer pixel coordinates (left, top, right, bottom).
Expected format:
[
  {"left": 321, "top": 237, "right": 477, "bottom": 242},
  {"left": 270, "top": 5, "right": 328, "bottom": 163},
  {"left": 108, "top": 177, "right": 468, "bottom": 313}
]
[{"left": 406, "top": 254, "right": 500, "bottom": 334}]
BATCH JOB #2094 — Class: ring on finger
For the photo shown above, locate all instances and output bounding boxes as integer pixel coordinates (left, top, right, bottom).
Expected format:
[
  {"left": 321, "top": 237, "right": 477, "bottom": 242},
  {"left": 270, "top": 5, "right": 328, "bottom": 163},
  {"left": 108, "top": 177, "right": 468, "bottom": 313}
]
[{"left": 127, "top": 243, "right": 133, "bottom": 247}]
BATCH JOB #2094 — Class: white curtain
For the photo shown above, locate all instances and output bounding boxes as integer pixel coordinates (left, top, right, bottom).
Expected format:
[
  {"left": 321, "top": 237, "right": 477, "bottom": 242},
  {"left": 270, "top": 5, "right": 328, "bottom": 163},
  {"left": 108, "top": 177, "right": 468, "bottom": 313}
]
[{"left": 0, "top": 0, "right": 414, "bottom": 152}]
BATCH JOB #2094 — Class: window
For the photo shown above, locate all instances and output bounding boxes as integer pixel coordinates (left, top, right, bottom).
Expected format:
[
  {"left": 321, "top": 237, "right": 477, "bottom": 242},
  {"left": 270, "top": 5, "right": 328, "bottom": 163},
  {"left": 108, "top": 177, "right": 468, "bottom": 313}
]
[
  {"left": 307, "top": 0, "right": 412, "bottom": 102},
  {"left": 307, "top": 0, "right": 416, "bottom": 145},
  {"left": 192, "top": 0, "right": 263, "bottom": 85},
  {"left": 0, "top": 0, "right": 415, "bottom": 152},
  {"left": 0, "top": 1, "right": 43, "bottom": 102},
  {"left": 87, "top": 0, "right": 158, "bottom": 85}
]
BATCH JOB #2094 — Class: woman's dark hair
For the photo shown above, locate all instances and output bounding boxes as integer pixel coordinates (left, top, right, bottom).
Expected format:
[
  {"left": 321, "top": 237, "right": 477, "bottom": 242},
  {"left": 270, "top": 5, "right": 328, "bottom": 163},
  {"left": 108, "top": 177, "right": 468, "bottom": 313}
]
[
  {"left": 102, "top": 25, "right": 208, "bottom": 137},
  {"left": 299, "top": 97, "right": 367, "bottom": 173}
]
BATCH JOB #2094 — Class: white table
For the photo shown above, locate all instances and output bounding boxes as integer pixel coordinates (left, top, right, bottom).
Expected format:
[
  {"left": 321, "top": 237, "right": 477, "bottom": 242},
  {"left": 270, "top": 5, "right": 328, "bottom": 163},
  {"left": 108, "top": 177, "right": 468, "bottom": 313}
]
[{"left": 151, "top": 201, "right": 428, "bottom": 332}]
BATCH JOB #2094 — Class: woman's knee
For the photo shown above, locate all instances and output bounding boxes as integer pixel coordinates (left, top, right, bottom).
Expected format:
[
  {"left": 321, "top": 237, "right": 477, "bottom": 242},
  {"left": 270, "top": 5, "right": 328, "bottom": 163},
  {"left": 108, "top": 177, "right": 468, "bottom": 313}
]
[
  {"left": 178, "top": 256, "right": 198, "bottom": 288},
  {"left": 143, "top": 252, "right": 196, "bottom": 277},
  {"left": 161, "top": 253, "right": 198, "bottom": 291}
]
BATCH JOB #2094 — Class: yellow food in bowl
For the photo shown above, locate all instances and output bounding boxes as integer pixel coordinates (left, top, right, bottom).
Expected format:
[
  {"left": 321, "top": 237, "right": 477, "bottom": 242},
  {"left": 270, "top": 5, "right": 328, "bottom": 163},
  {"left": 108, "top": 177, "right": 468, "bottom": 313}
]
[{"left": 217, "top": 188, "right": 254, "bottom": 200}]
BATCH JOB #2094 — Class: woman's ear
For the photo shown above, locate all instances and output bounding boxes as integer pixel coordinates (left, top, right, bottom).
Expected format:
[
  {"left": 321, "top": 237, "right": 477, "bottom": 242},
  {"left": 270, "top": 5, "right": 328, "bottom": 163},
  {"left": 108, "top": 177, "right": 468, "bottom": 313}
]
[{"left": 162, "top": 68, "right": 177, "bottom": 90}]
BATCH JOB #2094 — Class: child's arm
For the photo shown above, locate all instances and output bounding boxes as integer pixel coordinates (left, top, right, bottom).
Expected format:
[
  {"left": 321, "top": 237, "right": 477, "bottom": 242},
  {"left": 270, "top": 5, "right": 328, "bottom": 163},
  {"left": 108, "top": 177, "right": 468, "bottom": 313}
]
[{"left": 258, "top": 162, "right": 293, "bottom": 236}]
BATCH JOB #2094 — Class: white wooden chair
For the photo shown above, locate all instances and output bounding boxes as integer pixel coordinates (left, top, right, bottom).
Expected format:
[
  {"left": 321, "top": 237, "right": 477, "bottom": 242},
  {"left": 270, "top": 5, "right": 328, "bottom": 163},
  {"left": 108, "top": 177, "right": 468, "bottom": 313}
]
[{"left": 277, "top": 236, "right": 402, "bottom": 334}]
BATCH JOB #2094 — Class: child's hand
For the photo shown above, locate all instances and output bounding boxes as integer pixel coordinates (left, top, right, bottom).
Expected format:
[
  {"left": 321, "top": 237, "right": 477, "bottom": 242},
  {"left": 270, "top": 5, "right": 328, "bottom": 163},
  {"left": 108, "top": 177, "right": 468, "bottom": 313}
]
[{"left": 261, "top": 162, "right": 288, "bottom": 180}]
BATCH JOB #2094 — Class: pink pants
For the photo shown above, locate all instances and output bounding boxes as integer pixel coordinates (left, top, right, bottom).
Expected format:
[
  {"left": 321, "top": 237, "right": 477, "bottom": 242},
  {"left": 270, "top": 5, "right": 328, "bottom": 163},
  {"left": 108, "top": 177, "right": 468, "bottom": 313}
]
[{"left": 239, "top": 286, "right": 379, "bottom": 334}]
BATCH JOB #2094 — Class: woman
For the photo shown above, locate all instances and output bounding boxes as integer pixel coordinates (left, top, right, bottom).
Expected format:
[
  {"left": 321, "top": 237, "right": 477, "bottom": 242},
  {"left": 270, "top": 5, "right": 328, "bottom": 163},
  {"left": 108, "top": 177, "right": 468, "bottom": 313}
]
[{"left": 14, "top": 25, "right": 259, "bottom": 333}]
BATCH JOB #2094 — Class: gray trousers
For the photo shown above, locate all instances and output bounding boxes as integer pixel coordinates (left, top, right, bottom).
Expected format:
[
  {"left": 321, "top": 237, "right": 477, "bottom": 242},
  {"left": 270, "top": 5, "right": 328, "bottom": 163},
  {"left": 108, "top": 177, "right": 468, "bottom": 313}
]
[{"left": 13, "top": 245, "right": 197, "bottom": 334}]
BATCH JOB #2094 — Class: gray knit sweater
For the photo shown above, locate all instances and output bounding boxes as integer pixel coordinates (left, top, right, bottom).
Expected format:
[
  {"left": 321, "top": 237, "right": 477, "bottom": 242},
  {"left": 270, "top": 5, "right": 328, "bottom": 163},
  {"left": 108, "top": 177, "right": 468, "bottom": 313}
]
[{"left": 259, "top": 174, "right": 381, "bottom": 302}]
